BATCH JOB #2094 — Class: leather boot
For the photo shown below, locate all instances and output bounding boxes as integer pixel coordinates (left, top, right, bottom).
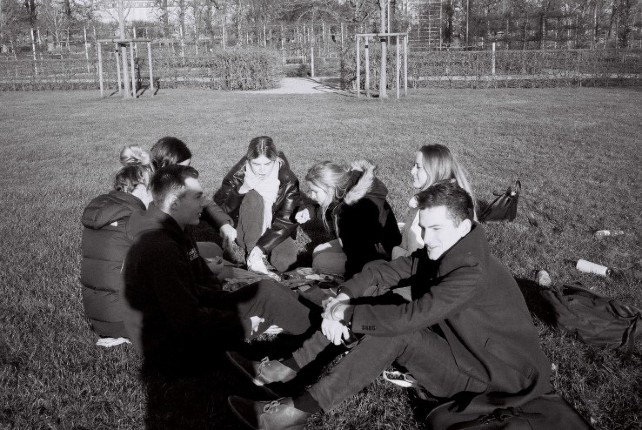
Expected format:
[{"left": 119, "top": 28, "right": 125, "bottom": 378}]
[{"left": 228, "top": 396, "right": 311, "bottom": 430}]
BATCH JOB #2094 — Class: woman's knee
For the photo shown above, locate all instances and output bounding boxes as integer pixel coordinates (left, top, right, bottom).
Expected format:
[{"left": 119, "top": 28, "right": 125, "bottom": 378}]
[{"left": 312, "top": 251, "right": 346, "bottom": 276}]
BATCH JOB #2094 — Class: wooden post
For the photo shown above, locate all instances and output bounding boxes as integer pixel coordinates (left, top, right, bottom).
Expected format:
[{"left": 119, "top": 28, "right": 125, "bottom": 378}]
[
  {"left": 380, "top": 36, "right": 388, "bottom": 99},
  {"left": 84, "top": 26, "right": 91, "bottom": 73},
  {"left": 130, "top": 41, "right": 136, "bottom": 97},
  {"left": 121, "top": 43, "right": 131, "bottom": 98},
  {"left": 365, "top": 36, "right": 370, "bottom": 97},
  {"left": 404, "top": 35, "right": 408, "bottom": 96},
  {"left": 396, "top": 35, "right": 400, "bottom": 99},
  {"left": 115, "top": 47, "right": 122, "bottom": 94},
  {"left": 98, "top": 42, "right": 104, "bottom": 97},
  {"left": 179, "top": 26, "right": 185, "bottom": 58},
  {"left": 310, "top": 43, "right": 315, "bottom": 77},
  {"left": 356, "top": 36, "right": 360, "bottom": 97},
  {"left": 491, "top": 42, "right": 496, "bottom": 75},
  {"left": 30, "top": 28, "right": 38, "bottom": 75},
  {"left": 148, "top": 41, "right": 154, "bottom": 96}
]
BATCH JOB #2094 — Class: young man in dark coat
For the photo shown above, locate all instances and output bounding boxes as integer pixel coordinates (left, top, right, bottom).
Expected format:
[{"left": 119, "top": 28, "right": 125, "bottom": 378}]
[
  {"left": 121, "top": 165, "right": 314, "bottom": 373},
  {"left": 228, "top": 181, "right": 552, "bottom": 430}
]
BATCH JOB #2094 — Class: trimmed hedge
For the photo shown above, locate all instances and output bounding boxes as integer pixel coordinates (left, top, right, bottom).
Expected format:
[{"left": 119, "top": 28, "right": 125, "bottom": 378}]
[
  {"left": 0, "top": 48, "right": 282, "bottom": 91},
  {"left": 337, "top": 46, "right": 642, "bottom": 90}
]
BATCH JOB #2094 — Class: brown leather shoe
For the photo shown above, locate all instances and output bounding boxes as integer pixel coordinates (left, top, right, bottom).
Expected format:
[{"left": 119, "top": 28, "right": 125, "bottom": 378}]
[
  {"left": 226, "top": 351, "right": 297, "bottom": 386},
  {"left": 228, "top": 396, "right": 310, "bottom": 430}
]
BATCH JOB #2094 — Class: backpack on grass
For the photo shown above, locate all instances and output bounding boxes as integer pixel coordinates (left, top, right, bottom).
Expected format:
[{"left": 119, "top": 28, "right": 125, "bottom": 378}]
[{"left": 539, "top": 284, "right": 641, "bottom": 350}]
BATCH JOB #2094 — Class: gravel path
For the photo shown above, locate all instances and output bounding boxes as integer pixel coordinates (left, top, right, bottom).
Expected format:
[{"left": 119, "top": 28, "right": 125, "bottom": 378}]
[{"left": 243, "top": 77, "right": 343, "bottom": 94}]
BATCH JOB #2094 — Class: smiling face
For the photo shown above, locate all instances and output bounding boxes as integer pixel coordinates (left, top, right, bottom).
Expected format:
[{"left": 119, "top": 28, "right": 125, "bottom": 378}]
[
  {"left": 248, "top": 155, "right": 277, "bottom": 178},
  {"left": 411, "top": 151, "right": 429, "bottom": 190},
  {"left": 418, "top": 205, "right": 471, "bottom": 260},
  {"left": 171, "top": 177, "right": 207, "bottom": 228}
]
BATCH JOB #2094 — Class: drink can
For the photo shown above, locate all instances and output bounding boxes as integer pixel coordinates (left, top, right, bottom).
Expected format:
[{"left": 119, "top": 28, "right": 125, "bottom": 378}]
[
  {"left": 594, "top": 230, "right": 624, "bottom": 237},
  {"left": 536, "top": 270, "right": 552, "bottom": 287},
  {"left": 576, "top": 259, "right": 610, "bottom": 277}
]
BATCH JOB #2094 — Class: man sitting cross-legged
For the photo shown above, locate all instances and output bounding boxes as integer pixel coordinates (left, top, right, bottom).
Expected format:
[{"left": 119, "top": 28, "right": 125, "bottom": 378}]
[
  {"left": 121, "top": 164, "right": 316, "bottom": 374},
  {"left": 227, "top": 181, "right": 553, "bottom": 430}
]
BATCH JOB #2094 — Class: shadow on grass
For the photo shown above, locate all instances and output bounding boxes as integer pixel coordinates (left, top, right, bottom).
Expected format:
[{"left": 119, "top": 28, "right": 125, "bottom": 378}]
[
  {"left": 142, "top": 352, "right": 274, "bottom": 429},
  {"left": 515, "top": 277, "right": 559, "bottom": 327}
]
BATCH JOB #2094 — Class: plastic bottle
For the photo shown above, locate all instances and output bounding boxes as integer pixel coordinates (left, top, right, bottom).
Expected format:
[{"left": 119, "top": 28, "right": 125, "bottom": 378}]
[
  {"left": 536, "top": 270, "right": 552, "bottom": 287},
  {"left": 576, "top": 259, "right": 612, "bottom": 277},
  {"left": 594, "top": 230, "right": 624, "bottom": 238}
]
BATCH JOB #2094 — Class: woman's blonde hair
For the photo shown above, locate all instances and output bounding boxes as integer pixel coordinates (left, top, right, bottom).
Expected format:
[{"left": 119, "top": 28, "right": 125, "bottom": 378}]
[
  {"left": 418, "top": 144, "right": 476, "bottom": 217},
  {"left": 113, "top": 164, "right": 153, "bottom": 194},
  {"left": 305, "top": 161, "right": 351, "bottom": 231},
  {"left": 119, "top": 145, "right": 151, "bottom": 167}
]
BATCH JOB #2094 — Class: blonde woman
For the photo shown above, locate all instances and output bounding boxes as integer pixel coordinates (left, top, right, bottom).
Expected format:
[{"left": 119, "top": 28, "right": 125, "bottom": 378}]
[
  {"left": 391, "top": 144, "right": 475, "bottom": 259},
  {"left": 297, "top": 160, "right": 401, "bottom": 279}
]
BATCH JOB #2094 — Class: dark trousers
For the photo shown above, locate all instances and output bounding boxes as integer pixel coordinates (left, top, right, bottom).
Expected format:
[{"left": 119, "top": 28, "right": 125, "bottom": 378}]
[
  {"left": 236, "top": 190, "right": 298, "bottom": 272},
  {"left": 225, "top": 279, "right": 314, "bottom": 340},
  {"left": 307, "top": 329, "right": 485, "bottom": 412}
]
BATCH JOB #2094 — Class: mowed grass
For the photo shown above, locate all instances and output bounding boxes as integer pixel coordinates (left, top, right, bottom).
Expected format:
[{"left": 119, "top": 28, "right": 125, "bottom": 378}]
[{"left": 1, "top": 87, "right": 641, "bottom": 430}]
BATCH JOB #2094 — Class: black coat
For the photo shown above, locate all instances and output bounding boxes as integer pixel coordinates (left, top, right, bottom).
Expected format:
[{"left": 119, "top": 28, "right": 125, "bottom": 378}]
[
  {"left": 213, "top": 153, "right": 301, "bottom": 253},
  {"left": 342, "top": 224, "right": 552, "bottom": 413},
  {"left": 326, "top": 160, "right": 401, "bottom": 278},
  {"left": 121, "top": 205, "right": 242, "bottom": 361},
  {"left": 80, "top": 190, "right": 145, "bottom": 338}
]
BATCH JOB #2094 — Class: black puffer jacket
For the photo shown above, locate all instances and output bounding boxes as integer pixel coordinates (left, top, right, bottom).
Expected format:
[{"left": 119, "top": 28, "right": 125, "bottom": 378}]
[
  {"left": 326, "top": 160, "right": 402, "bottom": 278},
  {"left": 213, "top": 153, "right": 301, "bottom": 253},
  {"left": 80, "top": 190, "right": 146, "bottom": 338}
]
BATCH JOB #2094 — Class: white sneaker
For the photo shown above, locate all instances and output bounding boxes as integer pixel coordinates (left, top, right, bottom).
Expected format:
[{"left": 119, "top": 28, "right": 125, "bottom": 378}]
[{"left": 96, "top": 337, "right": 131, "bottom": 348}]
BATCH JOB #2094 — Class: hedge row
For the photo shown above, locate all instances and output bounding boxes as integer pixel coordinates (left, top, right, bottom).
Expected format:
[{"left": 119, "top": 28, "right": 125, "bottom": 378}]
[
  {"left": 336, "top": 46, "right": 642, "bottom": 90},
  {"left": 0, "top": 48, "right": 282, "bottom": 91}
]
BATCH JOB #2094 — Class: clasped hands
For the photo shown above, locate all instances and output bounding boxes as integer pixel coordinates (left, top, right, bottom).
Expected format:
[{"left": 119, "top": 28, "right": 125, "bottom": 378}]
[{"left": 321, "top": 294, "right": 353, "bottom": 346}]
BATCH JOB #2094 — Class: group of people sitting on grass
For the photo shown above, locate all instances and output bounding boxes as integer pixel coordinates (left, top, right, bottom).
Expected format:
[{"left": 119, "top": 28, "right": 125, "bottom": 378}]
[{"left": 79, "top": 137, "right": 585, "bottom": 429}]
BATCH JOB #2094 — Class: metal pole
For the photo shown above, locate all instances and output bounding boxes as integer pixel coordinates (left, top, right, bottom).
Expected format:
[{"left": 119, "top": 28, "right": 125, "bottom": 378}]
[
  {"left": 491, "top": 42, "right": 496, "bottom": 75},
  {"left": 396, "top": 35, "right": 400, "bottom": 99},
  {"left": 365, "top": 36, "right": 370, "bottom": 97},
  {"left": 129, "top": 41, "right": 136, "bottom": 97},
  {"left": 147, "top": 41, "right": 154, "bottom": 96},
  {"left": 404, "top": 35, "right": 408, "bottom": 96},
  {"left": 356, "top": 36, "right": 361, "bottom": 97},
  {"left": 98, "top": 42, "right": 104, "bottom": 97}
]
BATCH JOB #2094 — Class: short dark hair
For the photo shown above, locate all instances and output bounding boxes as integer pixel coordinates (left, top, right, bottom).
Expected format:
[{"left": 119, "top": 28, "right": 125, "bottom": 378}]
[
  {"left": 150, "top": 165, "right": 199, "bottom": 206},
  {"left": 151, "top": 137, "right": 192, "bottom": 170},
  {"left": 414, "top": 180, "right": 474, "bottom": 225}
]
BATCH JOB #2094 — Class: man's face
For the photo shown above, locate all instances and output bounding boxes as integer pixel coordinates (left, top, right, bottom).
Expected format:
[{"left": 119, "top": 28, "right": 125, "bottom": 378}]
[
  {"left": 172, "top": 177, "right": 207, "bottom": 227},
  {"left": 418, "top": 205, "right": 470, "bottom": 260}
]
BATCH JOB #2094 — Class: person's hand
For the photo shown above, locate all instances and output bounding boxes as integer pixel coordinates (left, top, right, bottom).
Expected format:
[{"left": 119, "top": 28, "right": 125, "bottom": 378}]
[
  {"left": 263, "top": 325, "right": 283, "bottom": 335},
  {"left": 295, "top": 208, "right": 311, "bottom": 224},
  {"left": 322, "top": 302, "right": 351, "bottom": 322},
  {"left": 247, "top": 247, "right": 268, "bottom": 274},
  {"left": 321, "top": 293, "right": 351, "bottom": 310},
  {"left": 321, "top": 318, "right": 350, "bottom": 345},
  {"left": 219, "top": 224, "right": 237, "bottom": 249},
  {"left": 249, "top": 316, "right": 265, "bottom": 335}
]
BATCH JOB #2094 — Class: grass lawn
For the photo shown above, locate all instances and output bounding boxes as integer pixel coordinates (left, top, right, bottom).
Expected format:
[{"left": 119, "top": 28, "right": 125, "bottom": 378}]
[{"left": 1, "top": 87, "right": 641, "bottom": 429}]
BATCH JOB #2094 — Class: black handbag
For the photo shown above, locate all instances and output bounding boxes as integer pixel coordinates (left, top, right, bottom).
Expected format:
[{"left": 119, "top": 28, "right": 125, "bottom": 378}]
[{"left": 479, "top": 180, "right": 521, "bottom": 223}]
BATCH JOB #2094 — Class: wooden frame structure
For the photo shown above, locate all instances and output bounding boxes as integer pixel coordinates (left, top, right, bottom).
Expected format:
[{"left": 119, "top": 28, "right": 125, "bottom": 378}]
[
  {"left": 96, "top": 38, "right": 154, "bottom": 99},
  {"left": 355, "top": 33, "right": 408, "bottom": 99}
]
